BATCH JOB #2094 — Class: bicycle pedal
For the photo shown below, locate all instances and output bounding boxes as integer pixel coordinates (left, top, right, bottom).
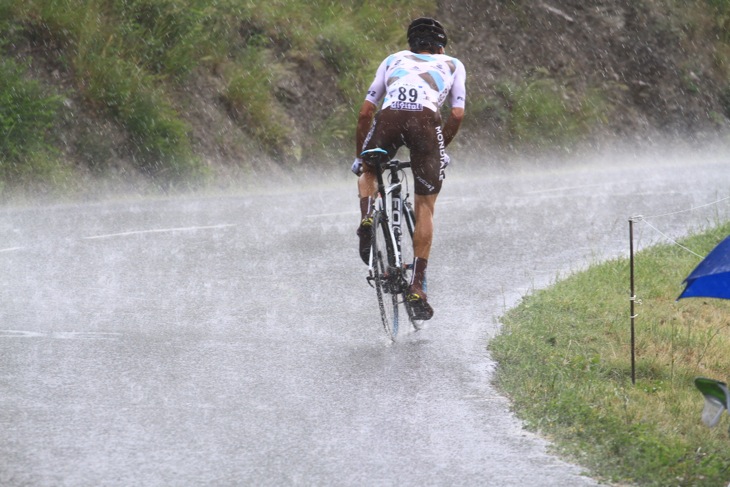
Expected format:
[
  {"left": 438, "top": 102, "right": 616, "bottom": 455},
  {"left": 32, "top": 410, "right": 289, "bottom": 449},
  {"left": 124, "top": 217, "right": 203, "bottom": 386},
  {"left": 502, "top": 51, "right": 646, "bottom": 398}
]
[{"left": 406, "top": 295, "right": 434, "bottom": 321}]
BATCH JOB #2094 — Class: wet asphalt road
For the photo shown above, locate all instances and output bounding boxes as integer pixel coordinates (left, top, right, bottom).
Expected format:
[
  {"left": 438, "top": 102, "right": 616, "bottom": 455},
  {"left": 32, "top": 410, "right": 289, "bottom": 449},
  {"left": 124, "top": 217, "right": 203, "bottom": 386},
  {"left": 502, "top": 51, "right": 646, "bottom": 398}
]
[{"left": 1, "top": 150, "right": 729, "bottom": 486}]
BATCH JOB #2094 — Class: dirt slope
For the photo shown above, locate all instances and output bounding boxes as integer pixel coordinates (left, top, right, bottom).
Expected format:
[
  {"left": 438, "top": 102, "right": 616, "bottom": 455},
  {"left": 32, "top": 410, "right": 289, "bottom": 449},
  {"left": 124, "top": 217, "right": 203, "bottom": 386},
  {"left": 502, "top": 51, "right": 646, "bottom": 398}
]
[
  {"left": 6, "top": 0, "right": 730, "bottom": 183},
  {"left": 441, "top": 0, "right": 729, "bottom": 148}
]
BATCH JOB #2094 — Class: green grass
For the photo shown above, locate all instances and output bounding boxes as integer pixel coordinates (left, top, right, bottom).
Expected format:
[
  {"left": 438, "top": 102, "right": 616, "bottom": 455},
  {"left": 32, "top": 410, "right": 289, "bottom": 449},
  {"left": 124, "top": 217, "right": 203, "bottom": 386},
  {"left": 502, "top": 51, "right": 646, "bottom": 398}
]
[
  {"left": 221, "top": 47, "right": 294, "bottom": 159},
  {"left": 1, "top": 0, "right": 436, "bottom": 184},
  {"left": 0, "top": 58, "right": 66, "bottom": 184},
  {"left": 707, "top": 0, "right": 730, "bottom": 41},
  {"left": 495, "top": 78, "right": 608, "bottom": 150},
  {"left": 490, "top": 222, "right": 730, "bottom": 485}
]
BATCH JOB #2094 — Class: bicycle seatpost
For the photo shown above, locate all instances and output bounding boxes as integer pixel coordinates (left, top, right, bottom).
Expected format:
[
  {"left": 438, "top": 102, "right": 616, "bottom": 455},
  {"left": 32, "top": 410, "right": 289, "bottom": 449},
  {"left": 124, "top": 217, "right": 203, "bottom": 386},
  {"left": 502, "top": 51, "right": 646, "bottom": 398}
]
[{"left": 360, "top": 148, "right": 390, "bottom": 195}]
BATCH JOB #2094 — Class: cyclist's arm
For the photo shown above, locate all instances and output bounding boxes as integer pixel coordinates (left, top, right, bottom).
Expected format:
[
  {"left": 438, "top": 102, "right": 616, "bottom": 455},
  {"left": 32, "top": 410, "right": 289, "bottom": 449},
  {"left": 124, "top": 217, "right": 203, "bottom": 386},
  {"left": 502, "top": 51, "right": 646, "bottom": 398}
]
[
  {"left": 448, "top": 58, "right": 466, "bottom": 109},
  {"left": 442, "top": 107, "right": 464, "bottom": 148},
  {"left": 364, "top": 55, "right": 390, "bottom": 106},
  {"left": 356, "top": 56, "right": 391, "bottom": 157},
  {"left": 443, "top": 59, "right": 466, "bottom": 147},
  {"left": 356, "top": 100, "right": 377, "bottom": 156}
]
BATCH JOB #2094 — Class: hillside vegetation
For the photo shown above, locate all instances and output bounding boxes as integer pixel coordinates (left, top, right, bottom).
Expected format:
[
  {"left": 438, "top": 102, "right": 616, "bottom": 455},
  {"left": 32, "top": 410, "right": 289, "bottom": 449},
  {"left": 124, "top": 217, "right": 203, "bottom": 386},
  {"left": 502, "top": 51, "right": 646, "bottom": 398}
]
[{"left": 2, "top": 0, "right": 730, "bottom": 193}]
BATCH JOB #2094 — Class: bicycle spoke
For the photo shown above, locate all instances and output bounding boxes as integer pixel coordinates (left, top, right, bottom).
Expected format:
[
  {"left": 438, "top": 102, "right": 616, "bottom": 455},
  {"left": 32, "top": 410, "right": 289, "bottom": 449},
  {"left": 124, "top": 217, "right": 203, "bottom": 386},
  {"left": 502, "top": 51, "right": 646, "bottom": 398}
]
[{"left": 372, "top": 211, "right": 399, "bottom": 339}]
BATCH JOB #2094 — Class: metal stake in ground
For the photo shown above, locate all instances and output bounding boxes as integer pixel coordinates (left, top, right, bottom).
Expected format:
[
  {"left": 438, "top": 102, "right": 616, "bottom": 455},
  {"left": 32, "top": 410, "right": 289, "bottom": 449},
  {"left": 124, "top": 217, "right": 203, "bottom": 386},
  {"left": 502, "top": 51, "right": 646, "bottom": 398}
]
[{"left": 628, "top": 217, "right": 640, "bottom": 385}]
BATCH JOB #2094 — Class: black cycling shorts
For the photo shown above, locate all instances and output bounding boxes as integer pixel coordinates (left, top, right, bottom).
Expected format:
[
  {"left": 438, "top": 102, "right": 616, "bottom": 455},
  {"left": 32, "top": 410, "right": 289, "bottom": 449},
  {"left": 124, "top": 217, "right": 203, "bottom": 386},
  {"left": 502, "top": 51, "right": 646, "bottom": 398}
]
[{"left": 362, "top": 107, "right": 446, "bottom": 196}]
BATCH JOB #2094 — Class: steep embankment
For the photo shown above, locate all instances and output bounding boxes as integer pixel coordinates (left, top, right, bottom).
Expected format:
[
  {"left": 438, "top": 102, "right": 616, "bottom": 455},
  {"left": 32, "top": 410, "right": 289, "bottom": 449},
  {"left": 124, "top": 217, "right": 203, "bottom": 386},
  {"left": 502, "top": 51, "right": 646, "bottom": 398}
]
[
  {"left": 443, "top": 1, "right": 730, "bottom": 151},
  {"left": 2, "top": 0, "right": 729, "bottom": 191}
]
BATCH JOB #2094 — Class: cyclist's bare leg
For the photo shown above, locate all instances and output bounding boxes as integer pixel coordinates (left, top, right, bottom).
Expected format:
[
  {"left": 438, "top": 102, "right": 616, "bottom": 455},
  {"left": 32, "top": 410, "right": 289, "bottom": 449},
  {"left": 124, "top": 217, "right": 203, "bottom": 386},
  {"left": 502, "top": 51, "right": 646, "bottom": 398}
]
[
  {"left": 357, "top": 168, "right": 377, "bottom": 201},
  {"left": 408, "top": 192, "right": 436, "bottom": 319},
  {"left": 413, "top": 193, "right": 437, "bottom": 259},
  {"left": 356, "top": 168, "right": 378, "bottom": 264}
]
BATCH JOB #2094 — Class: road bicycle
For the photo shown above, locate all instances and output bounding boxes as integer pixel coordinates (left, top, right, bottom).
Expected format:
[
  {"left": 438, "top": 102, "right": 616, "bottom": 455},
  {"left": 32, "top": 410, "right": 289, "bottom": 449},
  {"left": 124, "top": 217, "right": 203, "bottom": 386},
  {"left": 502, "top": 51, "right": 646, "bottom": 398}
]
[{"left": 361, "top": 148, "right": 425, "bottom": 340}]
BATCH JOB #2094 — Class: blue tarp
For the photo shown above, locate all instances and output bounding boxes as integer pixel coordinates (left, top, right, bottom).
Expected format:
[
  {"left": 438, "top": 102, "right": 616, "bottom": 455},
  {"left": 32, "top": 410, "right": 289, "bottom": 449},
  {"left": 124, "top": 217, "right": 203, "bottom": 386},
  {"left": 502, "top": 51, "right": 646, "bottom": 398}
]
[{"left": 678, "top": 235, "right": 730, "bottom": 300}]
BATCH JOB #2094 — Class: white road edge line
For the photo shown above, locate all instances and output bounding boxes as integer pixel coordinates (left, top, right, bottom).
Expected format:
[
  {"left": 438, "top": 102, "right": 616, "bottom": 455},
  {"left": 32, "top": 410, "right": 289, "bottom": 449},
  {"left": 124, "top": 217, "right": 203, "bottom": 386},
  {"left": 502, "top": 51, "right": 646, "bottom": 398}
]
[
  {"left": 305, "top": 211, "right": 358, "bottom": 218},
  {"left": 0, "top": 246, "right": 25, "bottom": 253},
  {"left": 82, "top": 224, "right": 237, "bottom": 240},
  {"left": 525, "top": 183, "right": 605, "bottom": 195}
]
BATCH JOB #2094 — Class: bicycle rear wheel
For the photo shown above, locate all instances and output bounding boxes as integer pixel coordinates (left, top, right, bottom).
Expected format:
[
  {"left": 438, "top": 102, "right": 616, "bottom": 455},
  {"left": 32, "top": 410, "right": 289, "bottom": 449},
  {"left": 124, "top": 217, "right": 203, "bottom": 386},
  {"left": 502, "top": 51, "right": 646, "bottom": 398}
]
[
  {"left": 400, "top": 202, "right": 424, "bottom": 330},
  {"left": 371, "top": 210, "right": 400, "bottom": 339}
]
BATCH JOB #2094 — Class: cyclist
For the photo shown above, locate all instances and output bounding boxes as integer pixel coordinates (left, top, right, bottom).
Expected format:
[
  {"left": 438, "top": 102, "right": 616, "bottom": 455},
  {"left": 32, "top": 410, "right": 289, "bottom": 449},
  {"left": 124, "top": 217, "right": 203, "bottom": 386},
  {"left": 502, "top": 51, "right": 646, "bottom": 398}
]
[{"left": 352, "top": 17, "right": 466, "bottom": 320}]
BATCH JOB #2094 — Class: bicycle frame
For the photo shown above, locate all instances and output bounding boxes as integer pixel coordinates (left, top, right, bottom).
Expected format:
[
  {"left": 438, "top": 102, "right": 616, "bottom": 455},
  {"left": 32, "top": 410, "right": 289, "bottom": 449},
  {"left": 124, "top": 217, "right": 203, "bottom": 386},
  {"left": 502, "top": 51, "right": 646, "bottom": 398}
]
[{"left": 368, "top": 159, "right": 412, "bottom": 275}]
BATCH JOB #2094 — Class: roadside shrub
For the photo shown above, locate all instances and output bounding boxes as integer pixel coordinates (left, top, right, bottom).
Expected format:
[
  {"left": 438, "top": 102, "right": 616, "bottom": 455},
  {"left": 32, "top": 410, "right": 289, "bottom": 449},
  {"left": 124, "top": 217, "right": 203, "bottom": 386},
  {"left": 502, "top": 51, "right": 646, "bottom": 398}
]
[
  {"left": 706, "top": 0, "right": 730, "bottom": 40},
  {"left": 9, "top": 0, "right": 203, "bottom": 181},
  {"left": 498, "top": 79, "right": 607, "bottom": 149},
  {"left": 0, "top": 150, "right": 73, "bottom": 192},
  {"left": 317, "top": 21, "right": 372, "bottom": 103},
  {"left": 720, "top": 85, "right": 730, "bottom": 117},
  {"left": 81, "top": 54, "right": 199, "bottom": 178},
  {"left": 113, "top": 0, "right": 217, "bottom": 77},
  {"left": 0, "top": 3, "right": 12, "bottom": 33},
  {"left": 0, "top": 59, "right": 63, "bottom": 178},
  {"left": 222, "top": 48, "right": 293, "bottom": 158}
]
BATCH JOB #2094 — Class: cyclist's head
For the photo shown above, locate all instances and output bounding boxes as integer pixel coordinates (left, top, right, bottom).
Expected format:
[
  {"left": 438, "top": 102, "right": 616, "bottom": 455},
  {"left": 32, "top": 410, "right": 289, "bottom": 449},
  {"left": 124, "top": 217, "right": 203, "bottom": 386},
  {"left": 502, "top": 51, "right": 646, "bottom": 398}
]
[{"left": 407, "top": 17, "right": 447, "bottom": 54}]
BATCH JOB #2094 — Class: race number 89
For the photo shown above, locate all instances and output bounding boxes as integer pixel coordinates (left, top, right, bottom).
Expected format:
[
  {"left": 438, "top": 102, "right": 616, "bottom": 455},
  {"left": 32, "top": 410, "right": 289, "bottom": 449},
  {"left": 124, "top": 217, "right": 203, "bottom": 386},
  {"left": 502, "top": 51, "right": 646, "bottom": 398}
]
[{"left": 398, "top": 87, "right": 418, "bottom": 102}]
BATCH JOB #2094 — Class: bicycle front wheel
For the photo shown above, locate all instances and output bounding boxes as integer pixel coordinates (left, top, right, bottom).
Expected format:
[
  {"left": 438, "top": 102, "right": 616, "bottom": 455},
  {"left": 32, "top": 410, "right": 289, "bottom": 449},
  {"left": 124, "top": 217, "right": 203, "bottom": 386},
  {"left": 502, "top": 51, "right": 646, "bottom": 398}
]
[{"left": 371, "top": 210, "right": 400, "bottom": 340}]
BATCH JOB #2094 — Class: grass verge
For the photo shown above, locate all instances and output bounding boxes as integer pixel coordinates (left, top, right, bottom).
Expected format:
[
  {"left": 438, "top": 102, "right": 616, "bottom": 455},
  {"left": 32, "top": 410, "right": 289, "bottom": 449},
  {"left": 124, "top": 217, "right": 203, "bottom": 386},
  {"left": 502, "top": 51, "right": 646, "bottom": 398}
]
[
  {"left": 0, "top": 58, "right": 67, "bottom": 186},
  {"left": 490, "top": 221, "right": 730, "bottom": 486}
]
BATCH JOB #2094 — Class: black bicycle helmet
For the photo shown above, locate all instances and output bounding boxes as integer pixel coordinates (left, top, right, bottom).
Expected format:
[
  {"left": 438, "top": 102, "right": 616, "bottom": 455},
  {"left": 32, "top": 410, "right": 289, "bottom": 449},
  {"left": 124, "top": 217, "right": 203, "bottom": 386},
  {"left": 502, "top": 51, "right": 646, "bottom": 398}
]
[{"left": 407, "top": 17, "right": 448, "bottom": 50}]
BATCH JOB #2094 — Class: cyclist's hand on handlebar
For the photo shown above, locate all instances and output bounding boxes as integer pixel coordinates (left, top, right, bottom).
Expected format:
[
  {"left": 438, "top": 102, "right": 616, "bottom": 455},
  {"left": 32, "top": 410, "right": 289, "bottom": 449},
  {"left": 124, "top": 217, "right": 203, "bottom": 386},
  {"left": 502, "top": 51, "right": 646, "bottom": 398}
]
[
  {"left": 442, "top": 152, "right": 451, "bottom": 169},
  {"left": 351, "top": 157, "right": 363, "bottom": 175}
]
